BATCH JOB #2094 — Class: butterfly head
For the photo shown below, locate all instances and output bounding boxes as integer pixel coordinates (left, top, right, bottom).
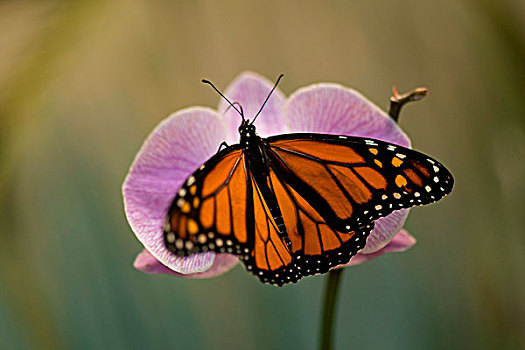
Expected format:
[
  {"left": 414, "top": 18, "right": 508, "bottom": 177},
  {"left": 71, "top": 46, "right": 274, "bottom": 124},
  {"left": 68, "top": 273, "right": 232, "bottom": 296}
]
[{"left": 238, "top": 120, "right": 258, "bottom": 148}]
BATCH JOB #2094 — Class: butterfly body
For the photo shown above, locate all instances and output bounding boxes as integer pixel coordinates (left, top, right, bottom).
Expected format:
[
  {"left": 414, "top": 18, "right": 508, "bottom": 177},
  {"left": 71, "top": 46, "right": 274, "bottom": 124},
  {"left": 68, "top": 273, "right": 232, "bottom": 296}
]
[
  {"left": 239, "top": 121, "right": 292, "bottom": 248},
  {"left": 163, "top": 117, "right": 453, "bottom": 286}
]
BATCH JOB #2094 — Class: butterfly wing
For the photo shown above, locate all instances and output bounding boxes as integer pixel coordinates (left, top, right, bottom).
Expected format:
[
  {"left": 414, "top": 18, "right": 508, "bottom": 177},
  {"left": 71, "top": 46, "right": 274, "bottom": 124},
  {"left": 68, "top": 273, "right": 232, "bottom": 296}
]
[
  {"left": 266, "top": 133, "right": 454, "bottom": 234},
  {"left": 163, "top": 145, "right": 255, "bottom": 257},
  {"left": 259, "top": 167, "right": 373, "bottom": 285}
]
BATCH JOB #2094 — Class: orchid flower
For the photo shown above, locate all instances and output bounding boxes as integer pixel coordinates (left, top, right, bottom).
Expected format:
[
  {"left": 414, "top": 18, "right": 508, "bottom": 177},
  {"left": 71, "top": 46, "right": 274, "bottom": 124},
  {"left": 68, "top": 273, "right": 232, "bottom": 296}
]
[{"left": 123, "top": 72, "right": 416, "bottom": 280}]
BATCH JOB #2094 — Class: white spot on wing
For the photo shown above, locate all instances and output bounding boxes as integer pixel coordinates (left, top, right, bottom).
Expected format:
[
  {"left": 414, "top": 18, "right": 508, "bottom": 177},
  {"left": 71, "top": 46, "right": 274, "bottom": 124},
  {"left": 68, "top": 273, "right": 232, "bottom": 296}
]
[{"left": 164, "top": 216, "right": 171, "bottom": 232}]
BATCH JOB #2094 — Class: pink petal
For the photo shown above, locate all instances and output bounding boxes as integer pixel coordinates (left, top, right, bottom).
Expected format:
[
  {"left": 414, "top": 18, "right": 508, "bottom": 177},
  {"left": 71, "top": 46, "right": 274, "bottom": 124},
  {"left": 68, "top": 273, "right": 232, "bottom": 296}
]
[
  {"left": 219, "top": 71, "right": 287, "bottom": 142},
  {"left": 338, "top": 229, "right": 416, "bottom": 267},
  {"left": 134, "top": 249, "right": 239, "bottom": 279},
  {"left": 123, "top": 107, "right": 228, "bottom": 273},
  {"left": 361, "top": 209, "right": 409, "bottom": 254},
  {"left": 285, "top": 83, "right": 412, "bottom": 252},
  {"left": 285, "top": 83, "right": 411, "bottom": 147}
]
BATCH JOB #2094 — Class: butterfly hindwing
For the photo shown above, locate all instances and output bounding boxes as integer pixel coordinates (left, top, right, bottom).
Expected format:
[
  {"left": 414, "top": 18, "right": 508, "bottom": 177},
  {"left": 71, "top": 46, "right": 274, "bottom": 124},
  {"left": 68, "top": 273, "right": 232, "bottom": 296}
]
[{"left": 244, "top": 167, "right": 373, "bottom": 286}]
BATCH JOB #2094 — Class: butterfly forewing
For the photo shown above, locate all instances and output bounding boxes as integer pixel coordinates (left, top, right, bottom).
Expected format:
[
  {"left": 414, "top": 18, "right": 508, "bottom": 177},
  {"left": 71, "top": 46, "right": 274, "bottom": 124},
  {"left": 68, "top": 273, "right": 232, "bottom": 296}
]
[{"left": 266, "top": 133, "right": 453, "bottom": 232}]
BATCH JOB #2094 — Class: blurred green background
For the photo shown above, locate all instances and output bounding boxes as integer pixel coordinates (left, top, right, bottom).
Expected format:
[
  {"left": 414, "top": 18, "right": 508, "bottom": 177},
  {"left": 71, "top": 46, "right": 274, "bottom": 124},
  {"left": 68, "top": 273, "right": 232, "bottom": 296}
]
[{"left": 1, "top": 1, "right": 524, "bottom": 349}]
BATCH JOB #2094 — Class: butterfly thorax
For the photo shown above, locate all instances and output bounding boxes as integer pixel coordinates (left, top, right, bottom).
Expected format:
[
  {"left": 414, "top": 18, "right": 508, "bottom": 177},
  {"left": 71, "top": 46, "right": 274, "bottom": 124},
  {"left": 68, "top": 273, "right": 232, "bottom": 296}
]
[{"left": 238, "top": 121, "right": 270, "bottom": 175}]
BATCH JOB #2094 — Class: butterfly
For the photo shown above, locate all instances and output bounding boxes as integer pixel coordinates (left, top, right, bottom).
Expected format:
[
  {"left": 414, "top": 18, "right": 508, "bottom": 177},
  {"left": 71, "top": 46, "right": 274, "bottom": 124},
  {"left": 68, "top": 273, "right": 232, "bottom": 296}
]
[{"left": 163, "top": 75, "right": 454, "bottom": 286}]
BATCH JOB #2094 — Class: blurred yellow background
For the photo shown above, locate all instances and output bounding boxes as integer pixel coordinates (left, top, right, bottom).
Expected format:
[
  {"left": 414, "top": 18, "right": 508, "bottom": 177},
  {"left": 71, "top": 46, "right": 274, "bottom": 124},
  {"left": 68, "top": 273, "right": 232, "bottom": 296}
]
[{"left": 1, "top": 1, "right": 524, "bottom": 349}]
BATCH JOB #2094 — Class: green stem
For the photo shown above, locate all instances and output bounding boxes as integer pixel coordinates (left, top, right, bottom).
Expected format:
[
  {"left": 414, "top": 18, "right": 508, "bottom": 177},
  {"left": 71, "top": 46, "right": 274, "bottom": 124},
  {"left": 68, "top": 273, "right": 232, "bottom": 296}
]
[{"left": 320, "top": 269, "right": 344, "bottom": 350}]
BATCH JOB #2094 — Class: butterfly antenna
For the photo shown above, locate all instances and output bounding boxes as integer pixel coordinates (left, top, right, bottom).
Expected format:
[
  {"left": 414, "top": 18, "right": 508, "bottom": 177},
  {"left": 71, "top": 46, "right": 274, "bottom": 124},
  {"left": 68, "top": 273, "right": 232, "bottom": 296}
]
[
  {"left": 250, "top": 73, "right": 284, "bottom": 125},
  {"left": 224, "top": 102, "right": 244, "bottom": 118},
  {"left": 202, "top": 79, "right": 245, "bottom": 121}
]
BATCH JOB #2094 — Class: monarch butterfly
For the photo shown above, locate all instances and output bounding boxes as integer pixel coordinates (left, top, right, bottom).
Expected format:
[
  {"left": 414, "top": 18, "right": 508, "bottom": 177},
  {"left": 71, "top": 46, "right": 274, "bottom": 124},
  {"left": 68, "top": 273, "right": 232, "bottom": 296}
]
[{"left": 163, "top": 75, "right": 453, "bottom": 286}]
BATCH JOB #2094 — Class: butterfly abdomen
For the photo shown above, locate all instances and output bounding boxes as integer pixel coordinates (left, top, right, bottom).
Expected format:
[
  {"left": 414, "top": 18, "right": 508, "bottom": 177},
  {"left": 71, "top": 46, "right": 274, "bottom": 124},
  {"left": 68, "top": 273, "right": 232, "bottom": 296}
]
[{"left": 244, "top": 134, "right": 292, "bottom": 248}]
